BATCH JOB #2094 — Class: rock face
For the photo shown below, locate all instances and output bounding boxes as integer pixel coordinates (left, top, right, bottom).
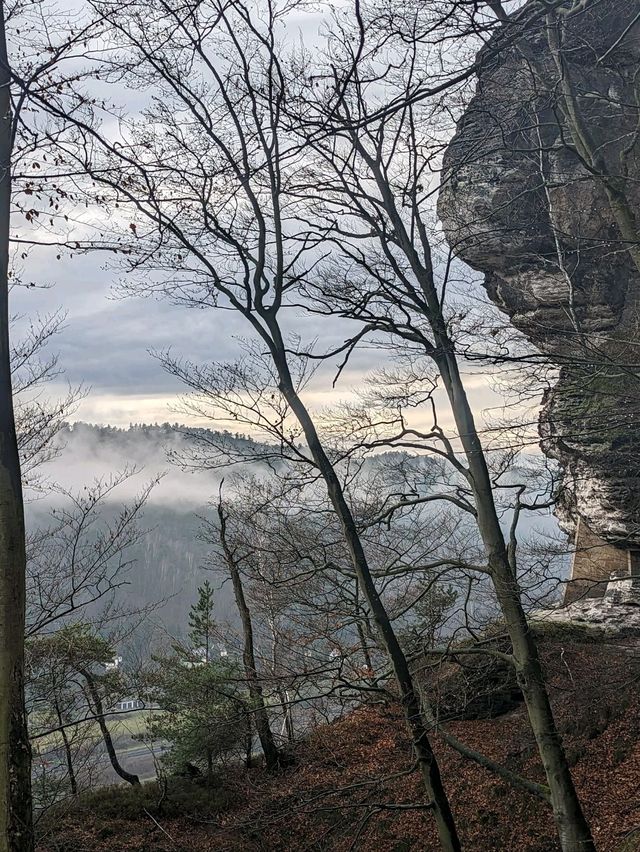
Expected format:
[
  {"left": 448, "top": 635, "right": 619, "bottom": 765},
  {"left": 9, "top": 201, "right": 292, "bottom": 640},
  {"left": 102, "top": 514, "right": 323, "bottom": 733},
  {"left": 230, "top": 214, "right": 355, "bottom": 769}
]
[
  {"left": 531, "top": 570, "right": 640, "bottom": 636},
  {"left": 438, "top": 0, "right": 640, "bottom": 557}
]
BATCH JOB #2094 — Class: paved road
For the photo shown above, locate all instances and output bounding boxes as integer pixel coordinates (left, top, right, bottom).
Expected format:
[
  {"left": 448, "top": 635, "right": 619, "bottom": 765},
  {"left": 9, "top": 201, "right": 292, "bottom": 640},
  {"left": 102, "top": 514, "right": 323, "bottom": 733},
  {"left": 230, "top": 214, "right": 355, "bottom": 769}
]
[
  {"left": 97, "top": 738, "right": 170, "bottom": 783},
  {"left": 35, "top": 731, "right": 170, "bottom": 787}
]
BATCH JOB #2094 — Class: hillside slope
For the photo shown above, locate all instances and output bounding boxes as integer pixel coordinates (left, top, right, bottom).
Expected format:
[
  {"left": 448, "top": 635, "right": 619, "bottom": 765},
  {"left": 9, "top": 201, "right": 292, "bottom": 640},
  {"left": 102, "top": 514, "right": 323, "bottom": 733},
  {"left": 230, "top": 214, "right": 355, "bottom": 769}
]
[{"left": 37, "top": 630, "right": 640, "bottom": 852}]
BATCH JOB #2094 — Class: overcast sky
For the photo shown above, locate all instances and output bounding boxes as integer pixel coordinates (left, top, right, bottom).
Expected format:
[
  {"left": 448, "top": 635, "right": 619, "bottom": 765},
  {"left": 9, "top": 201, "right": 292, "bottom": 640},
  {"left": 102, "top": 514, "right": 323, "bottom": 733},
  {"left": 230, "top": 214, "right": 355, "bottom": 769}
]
[
  {"left": 11, "top": 238, "right": 516, "bottom": 441},
  {"left": 9, "top": 0, "right": 528, "bottom": 438},
  {"left": 12, "top": 243, "right": 371, "bottom": 422}
]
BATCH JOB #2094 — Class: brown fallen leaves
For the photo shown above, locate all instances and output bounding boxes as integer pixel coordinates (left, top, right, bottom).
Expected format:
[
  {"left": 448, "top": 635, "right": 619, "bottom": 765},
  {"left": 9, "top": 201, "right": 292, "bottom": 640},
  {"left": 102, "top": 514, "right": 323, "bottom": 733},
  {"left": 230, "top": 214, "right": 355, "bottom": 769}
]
[{"left": 37, "top": 634, "right": 640, "bottom": 852}]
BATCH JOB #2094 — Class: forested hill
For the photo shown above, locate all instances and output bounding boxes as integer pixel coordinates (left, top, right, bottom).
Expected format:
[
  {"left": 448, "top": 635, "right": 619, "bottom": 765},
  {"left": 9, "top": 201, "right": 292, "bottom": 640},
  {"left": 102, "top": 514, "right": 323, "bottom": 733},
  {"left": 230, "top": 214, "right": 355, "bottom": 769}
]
[
  {"left": 50, "top": 421, "right": 266, "bottom": 498},
  {"left": 26, "top": 422, "right": 264, "bottom": 641},
  {"left": 26, "top": 421, "right": 456, "bottom": 644},
  {"left": 26, "top": 422, "right": 563, "bottom": 649}
]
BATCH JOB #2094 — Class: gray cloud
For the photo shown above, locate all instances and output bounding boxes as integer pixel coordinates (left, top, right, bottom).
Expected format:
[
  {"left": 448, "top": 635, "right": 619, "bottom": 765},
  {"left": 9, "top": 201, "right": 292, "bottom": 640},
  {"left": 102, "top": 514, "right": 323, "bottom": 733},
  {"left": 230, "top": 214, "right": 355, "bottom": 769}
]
[{"left": 11, "top": 242, "right": 380, "bottom": 426}]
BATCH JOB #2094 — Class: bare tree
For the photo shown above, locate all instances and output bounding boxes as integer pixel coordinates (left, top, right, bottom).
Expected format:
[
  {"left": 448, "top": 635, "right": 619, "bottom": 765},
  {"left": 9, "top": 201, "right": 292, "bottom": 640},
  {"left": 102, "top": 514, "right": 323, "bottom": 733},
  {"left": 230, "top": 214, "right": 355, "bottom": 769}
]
[
  {"left": 0, "top": 0, "right": 104, "bottom": 840},
  {"left": 283, "top": 5, "right": 595, "bottom": 848},
  {"left": 213, "top": 489, "right": 282, "bottom": 770},
  {"left": 0, "top": 7, "right": 33, "bottom": 843},
  {"left": 56, "top": 3, "right": 470, "bottom": 845},
  {"left": 25, "top": 470, "right": 158, "bottom": 638},
  {"left": 11, "top": 311, "right": 85, "bottom": 493}
]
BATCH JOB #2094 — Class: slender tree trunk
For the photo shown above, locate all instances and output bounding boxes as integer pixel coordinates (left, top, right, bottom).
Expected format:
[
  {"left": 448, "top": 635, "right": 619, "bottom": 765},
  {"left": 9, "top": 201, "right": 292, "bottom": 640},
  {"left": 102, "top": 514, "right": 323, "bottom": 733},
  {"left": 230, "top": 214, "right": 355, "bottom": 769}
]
[
  {"left": 276, "top": 686, "right": 295, "bottom": 744},
  {"left": 79, "top": 669, "right": 140, "bottom": 787},
  {"left": 217, "top": 504, "right": 281, "bottom": 770},
  {"left": 357, "top": 137, "right": 594, "bottom": 850},
  {"left": 354, "top": 581, "right": 375, "bottom": 676},
  {"left": 267, "top": 334, "right": 461, "bottom": 852},
  {"left": 355, "top": 620, "right": 373, "bottom": 673},
  {"left": 54, "top": 701, "right": 77, "bottom": 797},
  {"left": 434, "top": 344, "right": 595, "bottom": 852},
  {"left": 0, "top": 8, "right": 33, "bottom": 849},
  {"left": 244, "top": 715, "right": 252, "bottom": 770},
  {"left": 283, "top": 690, "right": 294, "bottom": 744},
  {"left": 206, "top": 747, "right": 213, "bottom": 786}
]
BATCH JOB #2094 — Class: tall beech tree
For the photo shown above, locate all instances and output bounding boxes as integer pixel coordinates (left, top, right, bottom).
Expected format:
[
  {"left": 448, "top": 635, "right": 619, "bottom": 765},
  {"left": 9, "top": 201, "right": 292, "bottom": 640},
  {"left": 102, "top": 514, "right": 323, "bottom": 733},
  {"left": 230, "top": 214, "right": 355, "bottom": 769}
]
[
  {"left": 0, "top": 1, "right": 104, "bottom": 841},
  {"left": 289, "top": 5, "right": 595, "bottom": 850},
  {"left": 0, "top": 8, "right": 32, "bottom": 844}
]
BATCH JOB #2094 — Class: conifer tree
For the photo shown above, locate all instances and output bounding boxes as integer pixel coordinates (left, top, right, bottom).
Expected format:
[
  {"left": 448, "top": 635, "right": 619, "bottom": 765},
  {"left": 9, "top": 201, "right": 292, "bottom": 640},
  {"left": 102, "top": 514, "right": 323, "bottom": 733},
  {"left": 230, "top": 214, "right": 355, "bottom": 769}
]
[
  {"left": 188, "top": 580, "right": 217, "bottom": 664},
  {"left": 145, "top": 585, "right": 249, "bottom": 784}
]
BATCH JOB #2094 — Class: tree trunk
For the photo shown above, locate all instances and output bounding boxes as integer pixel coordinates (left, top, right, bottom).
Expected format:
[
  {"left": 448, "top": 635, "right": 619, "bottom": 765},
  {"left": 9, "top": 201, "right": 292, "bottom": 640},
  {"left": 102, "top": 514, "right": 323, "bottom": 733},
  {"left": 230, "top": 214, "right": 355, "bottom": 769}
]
[
  {"left": 0, "top": 7, "right": 33, "bottom": 849},
  {"left": 276, "top": 686, "right": 295, "bottom": 744},
  {"left": 434, "top": 344, "right": 595, "bottom": 852},
  {"left": 354, "top": 581, "right": 375, "bottom": 676},
  {"left": 54, "top": 701, "right": 77, "bottom": 797},
  {"left": 268, "top": 334, "right": 461, "bottom": 852},
  {"left": 359, "top": 143, "right": 594, "bottom": 850},
  {"left": 284, "top": 692, "right": 294, "bottom": 743},
  {"left": 217, "top": 503, "right": 281, "bottom": 770},
  {"left": 79, "top": 669, "right": 140, "bottom": 787},
  {"left": 244, "top": 718, "right": 252, "bottom": 770},
  {"left": 487, "top": 1, "right": 509, "bottom": 21},
  {"left": 206, "top": 747, "right": 214, "bottom": 786}
]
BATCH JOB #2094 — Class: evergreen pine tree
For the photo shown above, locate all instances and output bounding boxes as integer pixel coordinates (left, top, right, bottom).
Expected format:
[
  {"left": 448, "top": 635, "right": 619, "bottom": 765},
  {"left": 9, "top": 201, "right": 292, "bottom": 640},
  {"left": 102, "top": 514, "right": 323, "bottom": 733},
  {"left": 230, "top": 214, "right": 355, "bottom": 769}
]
[
  {"left": 188, "top": 580, "right": 216, "bottom": 663},
  {"left": 145, "top": 585, "right": 248, "bottom": 783}
]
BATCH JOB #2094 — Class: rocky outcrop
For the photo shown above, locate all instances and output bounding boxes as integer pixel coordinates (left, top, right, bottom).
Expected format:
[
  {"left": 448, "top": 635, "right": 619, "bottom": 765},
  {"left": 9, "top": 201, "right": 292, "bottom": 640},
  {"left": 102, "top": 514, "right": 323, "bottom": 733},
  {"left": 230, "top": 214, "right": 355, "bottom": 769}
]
[
  {"left": 530, "top": 572, "right": 640, "bottom": 636},
  {"left": 438, "top": 0, "right": 640, "bottom": 550}
]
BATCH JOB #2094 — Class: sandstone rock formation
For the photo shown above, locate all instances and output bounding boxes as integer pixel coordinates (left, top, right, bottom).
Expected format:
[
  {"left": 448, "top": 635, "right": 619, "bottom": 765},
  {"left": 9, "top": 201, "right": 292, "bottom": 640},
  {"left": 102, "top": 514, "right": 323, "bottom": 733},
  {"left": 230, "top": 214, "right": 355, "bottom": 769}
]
[
  {"left": 531, "top": 571, "right": 640, "bottom": 636},
  {"left": 438, "top": 0, "right": 640, "bottom": 580}
]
